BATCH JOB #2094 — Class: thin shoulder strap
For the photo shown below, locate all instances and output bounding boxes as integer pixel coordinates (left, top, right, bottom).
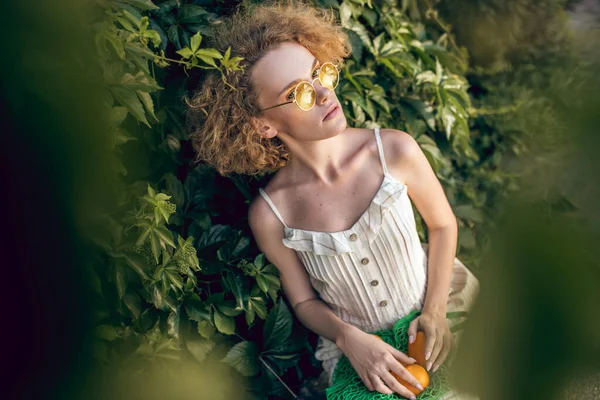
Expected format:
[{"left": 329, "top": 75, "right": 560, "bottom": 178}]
[
  {"left": 374, "top": 127, "right": 389, "bottom": 175},
  {"left": 258, "top": 188, "right": 290, "bottom": 229}
]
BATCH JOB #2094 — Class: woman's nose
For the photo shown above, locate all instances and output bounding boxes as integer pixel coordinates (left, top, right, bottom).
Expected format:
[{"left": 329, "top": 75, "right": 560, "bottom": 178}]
[{"left": 315, "top": 81, "right": 331, "bottom": 105}]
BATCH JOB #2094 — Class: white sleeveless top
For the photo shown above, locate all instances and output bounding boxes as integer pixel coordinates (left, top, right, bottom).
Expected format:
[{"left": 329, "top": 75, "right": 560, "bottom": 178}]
[{"left": 258, "top": 128, "right": 479, "bottom": 390}]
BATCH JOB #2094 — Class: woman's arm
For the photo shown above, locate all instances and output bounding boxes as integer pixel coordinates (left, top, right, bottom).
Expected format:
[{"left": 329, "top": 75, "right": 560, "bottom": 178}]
[
  {"left": 422, "top": 225, "right": 457, "bottom": 316},
  {"left": 385, "top": 129, "right": 458, "bottom": 369},
  {"left": 248, "top": 195, "right": 351, "bottom": 345}
]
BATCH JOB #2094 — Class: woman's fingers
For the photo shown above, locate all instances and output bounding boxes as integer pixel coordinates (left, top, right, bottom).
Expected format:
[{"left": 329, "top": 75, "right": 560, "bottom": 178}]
[
  {"left": 427, "top": 329, "right": 444, "bottom": 370},
  {"left": 379, "top": 368, "right": 418, "bottom": 399},
  {"left": 360, "top": 372, "right": 374, "bottom": 391},
  {"left": 368, "top": 373, "right": 394, "bottom": 395},
  {"left": 386, "top": 355, "right": 424, "bottom": 392},
  {"left": 433, "top": 332, "right": 453, "bottom": 372},
  {"left": 390, "top": 346, "right": 417, "bottom": 365},
  {"left": 407, "top": 317, "right": 419, "bottom": 343},
  {"left": 422, "top": 325, "right": 437, "bottom": 367}
]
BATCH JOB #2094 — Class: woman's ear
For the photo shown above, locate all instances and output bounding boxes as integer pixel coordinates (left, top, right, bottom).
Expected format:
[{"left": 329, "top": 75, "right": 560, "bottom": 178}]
[{"left": 250, "top": 116, "right": 278, "bottom": 139}]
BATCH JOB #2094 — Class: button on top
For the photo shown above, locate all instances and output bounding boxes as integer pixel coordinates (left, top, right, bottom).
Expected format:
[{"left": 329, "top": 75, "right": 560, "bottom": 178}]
[
  {"left": 371, "top": 280, "right": 379, "bottom": 286},
  {"left": 379, "top": 300, "right": 388, "bottom": 307},
  {"left": 349, "top": 233, "right": 358, "bottom": 241},
  {"left": 361, "top": 257, "right": 370, "bottom": 265}
]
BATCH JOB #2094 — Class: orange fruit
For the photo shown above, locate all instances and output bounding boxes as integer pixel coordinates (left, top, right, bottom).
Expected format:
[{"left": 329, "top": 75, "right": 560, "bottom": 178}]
[
  {"left": 390, "top": 364, "right": 430, "bottom": 395},
  {"left": 408, "top": 331, "right": 428, "bottom": 367},
  {"left": 371, "top": 334, "right": 429, "bottom": 394}
]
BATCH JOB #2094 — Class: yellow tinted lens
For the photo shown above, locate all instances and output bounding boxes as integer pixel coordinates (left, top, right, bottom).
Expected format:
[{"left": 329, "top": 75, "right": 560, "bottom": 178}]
[
  {"left": 319, "top": 63, "right": 339, "bottom": 89},
  {"left": 295, "top": 81, "right": 316, "bottom": 110}
]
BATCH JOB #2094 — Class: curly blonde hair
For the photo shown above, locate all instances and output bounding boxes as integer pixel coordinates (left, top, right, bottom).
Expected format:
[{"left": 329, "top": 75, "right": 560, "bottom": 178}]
[{"left": 185, "top": 0, "right": 352, "bottom": 177}]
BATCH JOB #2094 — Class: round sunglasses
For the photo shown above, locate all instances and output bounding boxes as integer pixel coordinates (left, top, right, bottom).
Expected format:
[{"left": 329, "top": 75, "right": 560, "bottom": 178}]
[{"left": 259, "top": 62, "right": 340, "bottom": 112}]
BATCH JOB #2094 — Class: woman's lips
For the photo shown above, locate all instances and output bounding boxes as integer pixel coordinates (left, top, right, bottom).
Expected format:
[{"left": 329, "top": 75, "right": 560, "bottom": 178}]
[{"left": 323, "top": 105, "right": 339, "bottom": 121}]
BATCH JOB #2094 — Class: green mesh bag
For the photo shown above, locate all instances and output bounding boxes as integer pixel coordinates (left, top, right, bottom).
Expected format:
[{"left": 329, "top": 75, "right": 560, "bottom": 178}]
[{"left": 325, "top": 310, "right": 455, "bottom": 400}]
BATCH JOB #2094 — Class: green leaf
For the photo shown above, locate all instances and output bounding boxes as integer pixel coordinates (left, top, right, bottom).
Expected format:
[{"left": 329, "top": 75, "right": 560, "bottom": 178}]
[
  {"left": 372, "top": 33, "right": 385, "bottom": 56},
  {"left": 123, "top": 293, "right": 141, "bottom": 319},
  {"left": 155, "top": 225, "right": 176, "bottom": 249},
  {"left": 163, "top": 173, "right": 185, "bottom": 209},
  {"left": 109, "top": 86, "right": 150, "bottom": 127},
  {"left": 263, "top": 297, "right": 293, "bottom": 350},
  {"left": 256, "top": 275, "right": 269, "bottom": 293},
  {"left": 178, "top": 5, "right": 210, "bottom": 24},
  {"left": 122, "top": 251, "right": 151, "bottom": 280},
  {"left": 136, "top": 225, "right": 152, "bottom": 247},
  {"left": 253, "top": 253, "right": 265, "bottom": 269},
  {"left": 245, "top": 307, "right": 256, "bottom": 326},
  {"left": 167, "top": 25, "right": 186, "bottom": 50},
  {"left": 267, "top": 288, "right": 278, "bottom": 303},
  {"left": 226, "top": 271, "right": 249, "bottom": 311},
  {"left": 417, "top": 135, "right": 447, "bottom": 173},
  {"left": 416, "top": 70, "right": 439, "bottom": 85},
  {"left": 164, "top": 266, "right": 183, "bottom": 291},
  {"left": 113, "top": 128, "right": 137, "bottom": 147},
  {"left": 167, "top": 305, "right": 180, "bottom": 339},
  {"left": 262, "top": 274, "right": 281, "bottom": 289},
  {"left": 156, "top": 200, "right": 174, "bottom": 224},
  {"left": 339, "top": 2, "right": 352, "bottom": 26},
  {"left": 149, "top": 233, "right": 161, "bottom": 264},
  {"left": 115, "top": 16, "right": 135, "bottom": 32},
  {"left": 104, "top": 32, "right": 126, "bottom": 60},
  {"left": 362, "top": 7, "right": 378, "bottom": 28},
  {"left": 143, "top": 29, "right": 162, "bottom": 48},
  {"left": 186, "top": 337, "right": 215, "bottom": 363},
  {"left": 263, "top": 264, "right": 279, "bottom": 275},
  {"left": 346, "top": 19, "right": 373, "bottom": 54},
  {"left": 221, "top": 341, "right": 260, "bottom": 377},
  {"left": 137, "top": 91, "right": 159, "bottom": 123},
  {"left": 176, "top": 47, "right": 194, "bottom": 59},
  {"left": 116, "top": 72, "right": 162, "bottom": 92},
  {"left": 440, "top": 106, "right": 456, "bottom": 139},
  {"left": 380, "top": 40, "right": 406, "bottom": 57},
  {"left": 194, "top": 53, "right": 217, "bottom": 68},
  {"left": 190, "top": 32, "right": 202, "bottom": 52},
  {"left": 218, "top": 302, "right": 244, "bottom": 317},
  {"left": 114, "top": 262, "right": 127, "bottom": 299},
  {"left": 197, "top": 320, "right": 216, "bottom": 339},
  {"left": 213, "top": 308, "right": 235, "bottom": 335},
  {"left": 109, "top": 106, "right": 128, "bottom": 127},
  {"left": 252, "top": 299, "right": 267, "bottom": 320},
  {"left": 184, "top": 295, "right": 211, "bottom": 322},
  {"left": 404, "top": 98, "right": 436, "bottom": 130},
  {"left": 347, "top": 30, "right": 364, "bottom": 61}
]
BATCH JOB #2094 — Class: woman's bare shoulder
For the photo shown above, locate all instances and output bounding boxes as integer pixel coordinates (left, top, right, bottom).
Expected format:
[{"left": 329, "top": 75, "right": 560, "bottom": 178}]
[{"left": 379, "top": 128, "right": 420, "bottom": 161}]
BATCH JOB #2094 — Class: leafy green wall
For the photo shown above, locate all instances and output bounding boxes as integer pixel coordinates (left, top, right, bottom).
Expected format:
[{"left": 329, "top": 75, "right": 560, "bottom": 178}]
[{"left": 85, "top": 0, "right": 577, "bottom": 398}]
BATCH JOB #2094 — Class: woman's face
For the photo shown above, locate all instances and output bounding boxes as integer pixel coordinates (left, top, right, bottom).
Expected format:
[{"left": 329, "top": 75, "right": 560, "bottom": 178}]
[{"left": 251, "top": 41, "right": 347, "bottom": 141}]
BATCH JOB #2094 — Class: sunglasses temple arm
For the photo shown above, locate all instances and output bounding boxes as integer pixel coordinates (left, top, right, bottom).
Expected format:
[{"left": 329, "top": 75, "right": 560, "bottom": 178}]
[{"left": 260, "top": 101, "right": 294, "bottom": 112}]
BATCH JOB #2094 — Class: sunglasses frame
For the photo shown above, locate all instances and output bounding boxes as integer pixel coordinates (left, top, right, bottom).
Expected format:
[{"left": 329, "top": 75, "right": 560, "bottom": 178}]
[{"left": 259, "top": 62, "right": 340, "bottom": 112}]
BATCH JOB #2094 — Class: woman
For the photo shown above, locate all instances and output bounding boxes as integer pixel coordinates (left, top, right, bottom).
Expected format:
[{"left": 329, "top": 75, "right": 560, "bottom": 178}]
[{"left": 187, "top": 2, "right": 480, "bottom": 399}]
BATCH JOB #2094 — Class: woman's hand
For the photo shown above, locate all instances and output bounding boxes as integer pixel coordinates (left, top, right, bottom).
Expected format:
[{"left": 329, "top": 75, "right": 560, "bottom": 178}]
[
  {"left": 336, "top": 325, "right": 424, "bottom": 399},
  {"left": 407, "top": 310, "right": 454, "bottom": 372}
]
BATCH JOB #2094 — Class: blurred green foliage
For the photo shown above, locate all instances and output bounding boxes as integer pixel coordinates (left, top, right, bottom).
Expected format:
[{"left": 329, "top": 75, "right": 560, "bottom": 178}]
[{"left": 60, "top": 0, "right": 595, "bottom": 399}]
